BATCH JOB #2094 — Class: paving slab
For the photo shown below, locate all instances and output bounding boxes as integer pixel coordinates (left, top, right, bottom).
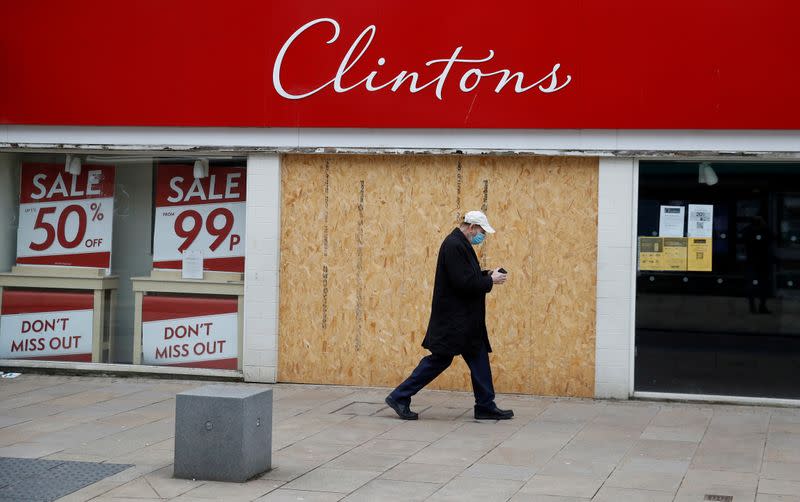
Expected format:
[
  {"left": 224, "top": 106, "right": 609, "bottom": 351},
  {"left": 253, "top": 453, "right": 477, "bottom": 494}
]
[
  {"left": 759, "top": 478, "right": 800, "bottom": 497},
  {"left": 0, "top": 415, "right": 29, "bottom": 429},
  {"left": 341, "top": 478, "right": 441, "bottom": 501},
  {"left": 761, "top": 460, "right": 800, "bottom": 481},
  {"left": 282, "top": 467, "right": 380, "bottom": 493},
  {"left": 640, "top": 425, "right": 707, "bottom": 442},
  {"left": 675, "top": 468, "right": 758, "bottom": 501},
  {"left": 0, "top": 441, "right": 65, "bottom": 458},
  {"left": 592, "top": 486, "right": 675, "bottom": 502},
  {"left": 509, "top": 495, "right": 590, "bottom": 502},
  {"left": 257, "top": 455, "right": 321, "bottom": 482},
  {"left": 756, "top": 494, "right": 800, "bottom": 502},
  {"left": 461, "top": 462, "right": 538, "bottom": 481},
  {"left": 350, "top": 438, "right": 429, "bottom": 457},
  {"left": 479, "top": 445, "right": 557, "bottom": 468},
  {"left": 426, "top": 476, "right": 524, "bottom": 502},
  {"left": 139, "top": 465, "right": 205, "bottom": 499},
  {"left": 406, "top": 445, "right": 488, "bottom": 467},
  {"left": 517, "top": 420, "right": 585, "bottom": 436},
  {"left": 177, "top": 479, "right": 283, "bottom": 501},
  {"left": 99, "top": 476, "right": 161, "bottom": 499},
  {"left": 590, "top": 403, "right": 659, "bottom": 428},
  {"left": 604, "top": 458, "right": 688, "bottom": 492},
  {"left": 0, "top": 374, "right": 799, "bottom": 502},
  {"left": 536, "top": 456, "right": 618, "bottom": 479},
  {"left": 309, "top": 417, "right": 397, "bottom": 445},
  {"left": 378, "top": 420, "right": 462, "bottom": 442},
  {"left": 325, "top": 451, "right": 406, "bottom": 471},
  {"left": 255, "top": 488, "right": 344, "bottom": 501},
  {"left": 535, "top": 402, "right": 605, "bottom": 424},
  {"left": 379, "top": 462, "right": 463, "bottom": 484},
  {"left": 519, "top": 474, "right": 604, "bottom": 498}
]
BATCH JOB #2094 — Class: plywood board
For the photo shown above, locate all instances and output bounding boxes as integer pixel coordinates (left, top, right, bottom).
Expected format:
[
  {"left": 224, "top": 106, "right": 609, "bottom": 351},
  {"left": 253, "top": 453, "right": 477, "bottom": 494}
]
[{"left": 279, "top": 154, "right": 598, "bottom": 397}]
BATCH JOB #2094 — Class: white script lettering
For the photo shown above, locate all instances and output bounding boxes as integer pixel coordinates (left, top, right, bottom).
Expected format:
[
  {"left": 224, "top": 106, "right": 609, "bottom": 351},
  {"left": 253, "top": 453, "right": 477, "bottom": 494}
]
[{"left": 273, "top": 18, "right": 572, "bottom": 101}]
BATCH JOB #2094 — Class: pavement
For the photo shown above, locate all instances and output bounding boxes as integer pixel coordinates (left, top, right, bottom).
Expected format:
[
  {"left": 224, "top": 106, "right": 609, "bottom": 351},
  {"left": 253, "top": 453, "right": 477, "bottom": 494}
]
[{"left": 1, "top": 374, "right": 799, "bottom": 502}]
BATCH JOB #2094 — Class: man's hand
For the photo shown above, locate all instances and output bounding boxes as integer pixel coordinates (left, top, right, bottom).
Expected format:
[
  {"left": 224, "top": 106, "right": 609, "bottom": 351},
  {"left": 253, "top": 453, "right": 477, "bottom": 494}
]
[{"left": 491, "top": 268, "right": 507, "bottom": 284}]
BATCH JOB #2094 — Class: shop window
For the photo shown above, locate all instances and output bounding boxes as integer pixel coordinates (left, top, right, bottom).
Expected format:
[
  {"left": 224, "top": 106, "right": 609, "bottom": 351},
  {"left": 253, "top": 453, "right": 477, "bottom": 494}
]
[{"left": 0, "top": 153, "right": 247, "bottom": 371}]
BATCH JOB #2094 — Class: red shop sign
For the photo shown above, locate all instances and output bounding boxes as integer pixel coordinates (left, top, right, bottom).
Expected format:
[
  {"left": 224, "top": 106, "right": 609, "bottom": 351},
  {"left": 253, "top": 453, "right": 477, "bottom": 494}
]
[{"left": 1, "top": 0, "right": 799, "bottom": 129}]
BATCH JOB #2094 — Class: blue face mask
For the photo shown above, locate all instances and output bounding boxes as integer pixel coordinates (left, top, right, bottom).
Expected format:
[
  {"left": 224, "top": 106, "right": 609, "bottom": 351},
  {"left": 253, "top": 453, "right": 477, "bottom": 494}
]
[{"left": 471, "top": 232, "right": 485, "bottom": 246}]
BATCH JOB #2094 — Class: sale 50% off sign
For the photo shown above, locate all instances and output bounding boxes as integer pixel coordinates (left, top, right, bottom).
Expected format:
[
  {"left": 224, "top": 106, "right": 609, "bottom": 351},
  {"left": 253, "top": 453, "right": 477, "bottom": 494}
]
[
  {"left": 16, "top": 163, "right": 115, "bottom": 271},
  {"left": 153, "top": 165, "right": 247, "bottom": 273}
]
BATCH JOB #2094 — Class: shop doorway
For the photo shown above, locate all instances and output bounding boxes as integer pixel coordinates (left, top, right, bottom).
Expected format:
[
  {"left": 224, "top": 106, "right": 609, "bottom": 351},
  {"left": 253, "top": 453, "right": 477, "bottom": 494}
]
[{"left": 635, "top": 162, "right": 800, "bottom": 399}]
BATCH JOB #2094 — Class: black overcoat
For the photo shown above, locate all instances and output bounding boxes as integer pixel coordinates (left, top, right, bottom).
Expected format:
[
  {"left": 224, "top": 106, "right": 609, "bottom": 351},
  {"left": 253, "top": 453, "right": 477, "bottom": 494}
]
[{"left": 422, "top": 228, "right": 494, "bottom": 356}]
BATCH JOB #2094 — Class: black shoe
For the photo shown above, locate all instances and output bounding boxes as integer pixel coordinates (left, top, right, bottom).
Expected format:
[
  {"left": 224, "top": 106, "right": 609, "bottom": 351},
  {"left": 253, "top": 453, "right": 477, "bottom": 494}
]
[
  {"left": 474, "top": 405, "right": 514, "bottom": 420},
  {"left": 385, "top": 396, "right": 418, "bottom": 420}
]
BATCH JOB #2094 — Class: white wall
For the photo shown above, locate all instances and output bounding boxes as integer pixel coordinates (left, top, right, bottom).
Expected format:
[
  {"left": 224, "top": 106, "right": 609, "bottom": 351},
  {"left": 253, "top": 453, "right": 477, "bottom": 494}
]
[
  {"left": 4, "top": 126, "right": 800, "bottom": 156},
  {"left": 242, "top": 154, "right": 281, "bottom": 383},
  {"left": 595, "top": 158, "right": 637, "bottom": 399}
]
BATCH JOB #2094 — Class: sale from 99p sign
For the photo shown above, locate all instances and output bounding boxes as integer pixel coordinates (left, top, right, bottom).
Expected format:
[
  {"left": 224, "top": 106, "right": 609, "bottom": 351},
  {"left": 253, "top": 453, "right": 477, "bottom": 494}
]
[
  {"left": 153, "top": 165, "right": 246, "bottom": 272},
  {"left": 17, "top": 163, "right": 116, "bottom": 271}
]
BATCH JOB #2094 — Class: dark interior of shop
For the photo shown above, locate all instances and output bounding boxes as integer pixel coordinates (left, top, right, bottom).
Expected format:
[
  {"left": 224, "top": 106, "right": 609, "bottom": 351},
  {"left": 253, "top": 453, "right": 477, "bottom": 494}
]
[{"left": 636, "top": 161, "right": 800, "bottom": 398}]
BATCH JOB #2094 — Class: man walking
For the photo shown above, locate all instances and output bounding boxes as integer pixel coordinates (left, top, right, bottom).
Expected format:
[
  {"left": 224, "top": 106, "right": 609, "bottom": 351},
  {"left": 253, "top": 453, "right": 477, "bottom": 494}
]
[{"left": 385, "top": 210, "right": 513, "bottom": 420}]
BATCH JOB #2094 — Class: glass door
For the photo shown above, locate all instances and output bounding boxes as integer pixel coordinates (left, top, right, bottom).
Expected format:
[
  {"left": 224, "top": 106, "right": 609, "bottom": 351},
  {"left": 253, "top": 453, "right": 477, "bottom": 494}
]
[{"left": 635, "top": 162, "right": 800, "bottom": 398}]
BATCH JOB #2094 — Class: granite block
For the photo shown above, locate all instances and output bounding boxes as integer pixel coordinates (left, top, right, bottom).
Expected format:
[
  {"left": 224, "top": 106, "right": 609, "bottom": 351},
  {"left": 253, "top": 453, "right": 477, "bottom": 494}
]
[{"left": 174, "top": 385, "right": 272, "bottom": 482}]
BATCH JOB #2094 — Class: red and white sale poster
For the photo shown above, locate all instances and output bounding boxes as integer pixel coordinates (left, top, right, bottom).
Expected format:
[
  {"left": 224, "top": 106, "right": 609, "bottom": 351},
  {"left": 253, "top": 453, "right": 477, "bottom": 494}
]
[
  {"left": 0, "top": 289, "right": 94, "bottom": 362},
  {"left": 16, "top": 163, "right": 115, "bottom": 271},
  {"left": 152, "top": 165, "right": 246, "bottom": 273},
  {"left": 141, "top": 295, "right": 238, "bottom": 369}
]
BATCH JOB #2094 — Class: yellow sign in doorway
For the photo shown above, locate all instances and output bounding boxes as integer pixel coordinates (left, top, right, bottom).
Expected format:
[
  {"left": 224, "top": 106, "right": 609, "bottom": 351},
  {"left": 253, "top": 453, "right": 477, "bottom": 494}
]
[{"left": 687, "top": 238, "right": 713, "bottom": 271}]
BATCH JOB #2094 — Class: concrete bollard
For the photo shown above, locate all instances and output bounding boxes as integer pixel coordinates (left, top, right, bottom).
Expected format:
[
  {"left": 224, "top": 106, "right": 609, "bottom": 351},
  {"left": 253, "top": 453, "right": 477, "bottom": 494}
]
[{"left": 174, "top": 385, "right": 272, "bottom": 482}]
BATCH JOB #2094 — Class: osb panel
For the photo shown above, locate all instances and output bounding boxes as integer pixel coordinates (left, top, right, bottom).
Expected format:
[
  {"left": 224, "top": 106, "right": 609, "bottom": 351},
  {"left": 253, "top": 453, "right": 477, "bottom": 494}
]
[{"left": 279, "top": 154, "right": 598, "bottom": 397}]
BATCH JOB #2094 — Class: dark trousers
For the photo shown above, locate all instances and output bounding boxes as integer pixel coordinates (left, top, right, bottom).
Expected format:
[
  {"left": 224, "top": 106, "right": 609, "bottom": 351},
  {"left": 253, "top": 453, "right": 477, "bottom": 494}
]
[{"left": 389, "top": 346, "right": 496, "bottom": 409}]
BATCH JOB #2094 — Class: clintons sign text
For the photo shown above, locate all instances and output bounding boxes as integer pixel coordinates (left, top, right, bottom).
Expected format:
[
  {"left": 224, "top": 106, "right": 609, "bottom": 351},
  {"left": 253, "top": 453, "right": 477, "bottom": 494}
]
[{"left": 273, "top": 18, "right": 572, "bottom": 101}]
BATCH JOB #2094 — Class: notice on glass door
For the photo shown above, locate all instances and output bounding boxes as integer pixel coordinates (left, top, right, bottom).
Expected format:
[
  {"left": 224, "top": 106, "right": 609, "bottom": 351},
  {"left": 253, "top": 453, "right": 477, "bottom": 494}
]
[
  {"left": 662, "top": 237, "right": 688, "bottom": 271},
  {"left": 687, "top": 204, "right": 713, "bottom": 238},
  {"left": 687, "top": 238, "right": 713, "bottom": 271},
  {"left": 659, "top": 206, "right": 685, "bottom": 237},
  {"left": 638, "top": 237, "right": 663, "bottom": 271},
  {"left": 638, "top": 236, "right": 689, "bottom": 271}
]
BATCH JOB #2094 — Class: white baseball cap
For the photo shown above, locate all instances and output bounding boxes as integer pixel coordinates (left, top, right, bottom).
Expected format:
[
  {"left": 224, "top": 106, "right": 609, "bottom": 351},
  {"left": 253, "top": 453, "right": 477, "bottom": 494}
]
[{"left": 464, "top": 210, "right": 495, "bottom": 234}]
